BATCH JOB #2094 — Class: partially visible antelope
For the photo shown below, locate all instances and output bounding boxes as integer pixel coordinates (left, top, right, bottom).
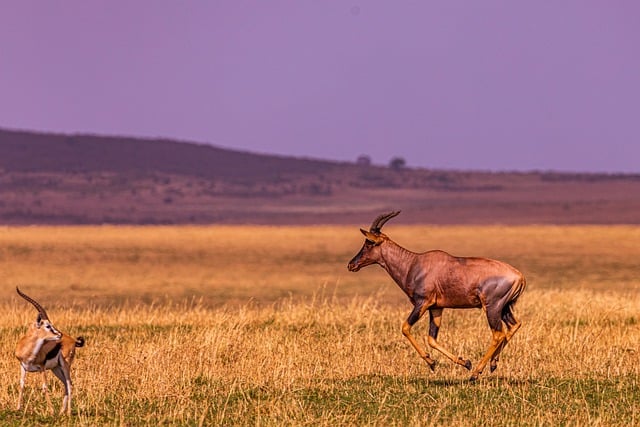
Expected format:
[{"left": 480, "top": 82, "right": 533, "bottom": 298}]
[
  {"left": 347, "top": 211, "right": 526, "bottom": 381},
  {"left": 14, "top": 287, "right": 85, "bottom": 415}
]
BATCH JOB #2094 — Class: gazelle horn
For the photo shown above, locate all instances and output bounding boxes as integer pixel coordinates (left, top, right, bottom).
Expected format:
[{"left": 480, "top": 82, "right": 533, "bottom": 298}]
[{"left": 16, "top": 287, "right": 50, "bottom": 321}]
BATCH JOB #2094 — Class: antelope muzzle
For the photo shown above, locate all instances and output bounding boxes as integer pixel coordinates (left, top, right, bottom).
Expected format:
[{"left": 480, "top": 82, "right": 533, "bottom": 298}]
[{"left": 347, "top": 251, "right": 364, "bottom": 272}]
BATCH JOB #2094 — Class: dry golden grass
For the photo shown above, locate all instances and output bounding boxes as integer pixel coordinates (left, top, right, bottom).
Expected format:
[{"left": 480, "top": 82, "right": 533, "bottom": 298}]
[{"left": 0, "top": 225, "right": 638, "bottom": 425}]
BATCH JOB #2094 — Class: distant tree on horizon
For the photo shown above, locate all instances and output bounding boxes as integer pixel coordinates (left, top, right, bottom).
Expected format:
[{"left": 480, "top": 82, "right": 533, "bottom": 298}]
[
  {"left": 389, "top": 156, "right": 406, "bottom": 170},
  {"left": 356, "top": 154, "right": 371, "bottom": 166}
]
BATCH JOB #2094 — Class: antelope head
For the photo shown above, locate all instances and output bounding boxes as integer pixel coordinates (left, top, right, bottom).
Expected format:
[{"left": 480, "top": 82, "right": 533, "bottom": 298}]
[
  {"left": 16, "top": 287, "right": 62, "bottom": 342},
  {"left": 348, "top": 211, "right": 400, "bottom": 272}
]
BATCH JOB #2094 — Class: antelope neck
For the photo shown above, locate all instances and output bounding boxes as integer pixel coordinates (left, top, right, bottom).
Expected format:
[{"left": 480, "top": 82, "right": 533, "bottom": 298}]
[{"left": 379, "top": 241, "right": 417, "bottom": 292}]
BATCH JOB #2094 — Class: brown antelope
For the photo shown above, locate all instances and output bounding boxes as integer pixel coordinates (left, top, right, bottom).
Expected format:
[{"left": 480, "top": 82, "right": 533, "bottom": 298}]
[
  {"left": 15, "top": 287, "right": 85, "bottom": 415},
  {"left": 347, "top": 211, "right": 526, "bottom": 381}
]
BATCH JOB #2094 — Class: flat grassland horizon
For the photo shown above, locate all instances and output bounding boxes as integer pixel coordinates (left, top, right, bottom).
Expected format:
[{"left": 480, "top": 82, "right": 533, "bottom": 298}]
[{"left": 0, "top": 225, "right": 638, "bottom": 425}]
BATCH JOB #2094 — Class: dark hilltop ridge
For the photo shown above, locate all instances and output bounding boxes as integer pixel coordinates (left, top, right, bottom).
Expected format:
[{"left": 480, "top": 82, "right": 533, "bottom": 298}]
[{"left": 1, "top": 128, "right": 639, "bottom": 225}]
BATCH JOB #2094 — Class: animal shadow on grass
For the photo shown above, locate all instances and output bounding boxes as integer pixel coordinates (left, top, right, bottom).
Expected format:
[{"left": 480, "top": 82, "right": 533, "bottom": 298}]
[
  {"left": 446, "top": 376, "right": 533, "bottom": 387},
  {"left": 407, "top": 375, "right": 535, "bottom": 388},
  {"left": 339, "top": 374, "right": 533, "bottom": 390}
]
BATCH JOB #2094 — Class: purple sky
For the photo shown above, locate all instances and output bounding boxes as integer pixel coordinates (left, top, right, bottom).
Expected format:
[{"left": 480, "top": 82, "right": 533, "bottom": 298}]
[{"left": 1, "top": 2, "right": 639, "bottom": 173}]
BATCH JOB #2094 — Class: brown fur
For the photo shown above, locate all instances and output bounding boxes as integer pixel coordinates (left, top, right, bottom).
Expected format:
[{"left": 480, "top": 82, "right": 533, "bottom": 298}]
[
  {"left": 348, "top": 212, "right": 526, "bottom": 380},
  {"left": 15, "top": 288, "right": 85, "bottom": 415}
]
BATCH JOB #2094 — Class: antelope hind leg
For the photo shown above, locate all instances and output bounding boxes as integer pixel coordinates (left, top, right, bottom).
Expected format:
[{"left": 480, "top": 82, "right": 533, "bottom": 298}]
[
  {"left": 470, "top": 329, "right": 506, "bottom": 381},
  {"left": 51, "top": 365, "right": 72, "bottom": 415},
  {"left": 489, "top": 318, "right": 522, "bottom": 372}
]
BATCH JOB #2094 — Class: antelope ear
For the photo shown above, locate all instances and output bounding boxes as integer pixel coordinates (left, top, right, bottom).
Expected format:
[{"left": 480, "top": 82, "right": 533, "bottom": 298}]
[{"left": 360, "top": 229, "right": 383, "bottom": 244}]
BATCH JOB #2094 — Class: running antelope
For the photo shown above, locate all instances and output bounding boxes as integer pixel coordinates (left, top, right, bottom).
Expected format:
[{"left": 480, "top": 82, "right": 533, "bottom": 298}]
[
  {"left": 347, "top": 211, "right": 526, "bottom": 381},
  {"left": 14, "top": 287, "right": 85, "bottom": 415}
]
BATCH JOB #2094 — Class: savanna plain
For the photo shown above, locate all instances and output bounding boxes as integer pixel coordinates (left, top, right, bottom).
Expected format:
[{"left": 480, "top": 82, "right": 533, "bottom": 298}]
[{"left": 0, "top": 225, "right": 638, "bottom": 426}]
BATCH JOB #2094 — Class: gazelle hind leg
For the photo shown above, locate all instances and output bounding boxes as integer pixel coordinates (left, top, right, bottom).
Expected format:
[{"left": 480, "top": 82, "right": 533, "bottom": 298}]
[{"left": 52, "top": 365, "right": 72, "bottom": 415}]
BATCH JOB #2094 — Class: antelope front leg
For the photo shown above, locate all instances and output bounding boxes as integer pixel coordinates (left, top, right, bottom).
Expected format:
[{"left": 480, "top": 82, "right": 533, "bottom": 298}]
[
  {"left": 41, "top": 371, "right": 54, "bottom": 415},
  {"left": 402, "top": 304, "right": 436, "bottom": 370},
  {"left": 16, "top": 366, "right": 26, "bottom": 411},
  {"left": 427, "top": 308, "right": 472, "bottom": 370}
]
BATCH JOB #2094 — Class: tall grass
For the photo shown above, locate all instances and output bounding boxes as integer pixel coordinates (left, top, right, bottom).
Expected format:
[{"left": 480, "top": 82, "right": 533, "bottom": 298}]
[{"left": 0, "top": 225, "right": 638, "bottom": 425}]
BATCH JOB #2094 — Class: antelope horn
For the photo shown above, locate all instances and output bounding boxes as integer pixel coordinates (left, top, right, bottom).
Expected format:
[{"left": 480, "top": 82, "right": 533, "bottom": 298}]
[
  {"left": 16, "top": 287, "right": 50, "bottom": 321},
  {"left": 369, "top": 210, "right": 401, "bottom": 232}
]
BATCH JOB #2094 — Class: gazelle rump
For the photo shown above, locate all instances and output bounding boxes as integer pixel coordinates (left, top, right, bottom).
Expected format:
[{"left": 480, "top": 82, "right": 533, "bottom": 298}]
[
  {"left": 347, "top": 211, "right": 526, "bottom": 381},
  {"left": 15, "top": 287, "right": 85, "bottom": 415}
]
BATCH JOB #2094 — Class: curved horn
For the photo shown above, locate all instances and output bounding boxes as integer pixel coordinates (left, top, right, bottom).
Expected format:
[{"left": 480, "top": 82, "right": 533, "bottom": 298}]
[
  {"left": 369, "top": 210, "right": 401, "bottom": 232},
  {"left": 16, "top": 287, "right": 50, "bottom": 321}
]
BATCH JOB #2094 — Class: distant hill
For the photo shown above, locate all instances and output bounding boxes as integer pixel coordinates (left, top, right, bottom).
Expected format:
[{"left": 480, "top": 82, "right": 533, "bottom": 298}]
[
  {"left": 0, "top": 128, "right": 340, "bottom": 178},
  {"left": 1, "top": 128, "right": 639, "bottom": 225}
]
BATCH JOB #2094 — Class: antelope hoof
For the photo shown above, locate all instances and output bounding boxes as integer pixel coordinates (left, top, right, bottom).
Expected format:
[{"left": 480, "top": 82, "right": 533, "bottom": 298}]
[
  {"left": 423, "top": 356, "right": 436, "bottom": 371},
  {"left": 469, "top": 373, "right": 479, "bottom": 382},
  {"left": 458, "top": 357, "right": 472, "bottom": 371},
  {"left": 490, "top": 361, "right": 498, "bottom": 373}
]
